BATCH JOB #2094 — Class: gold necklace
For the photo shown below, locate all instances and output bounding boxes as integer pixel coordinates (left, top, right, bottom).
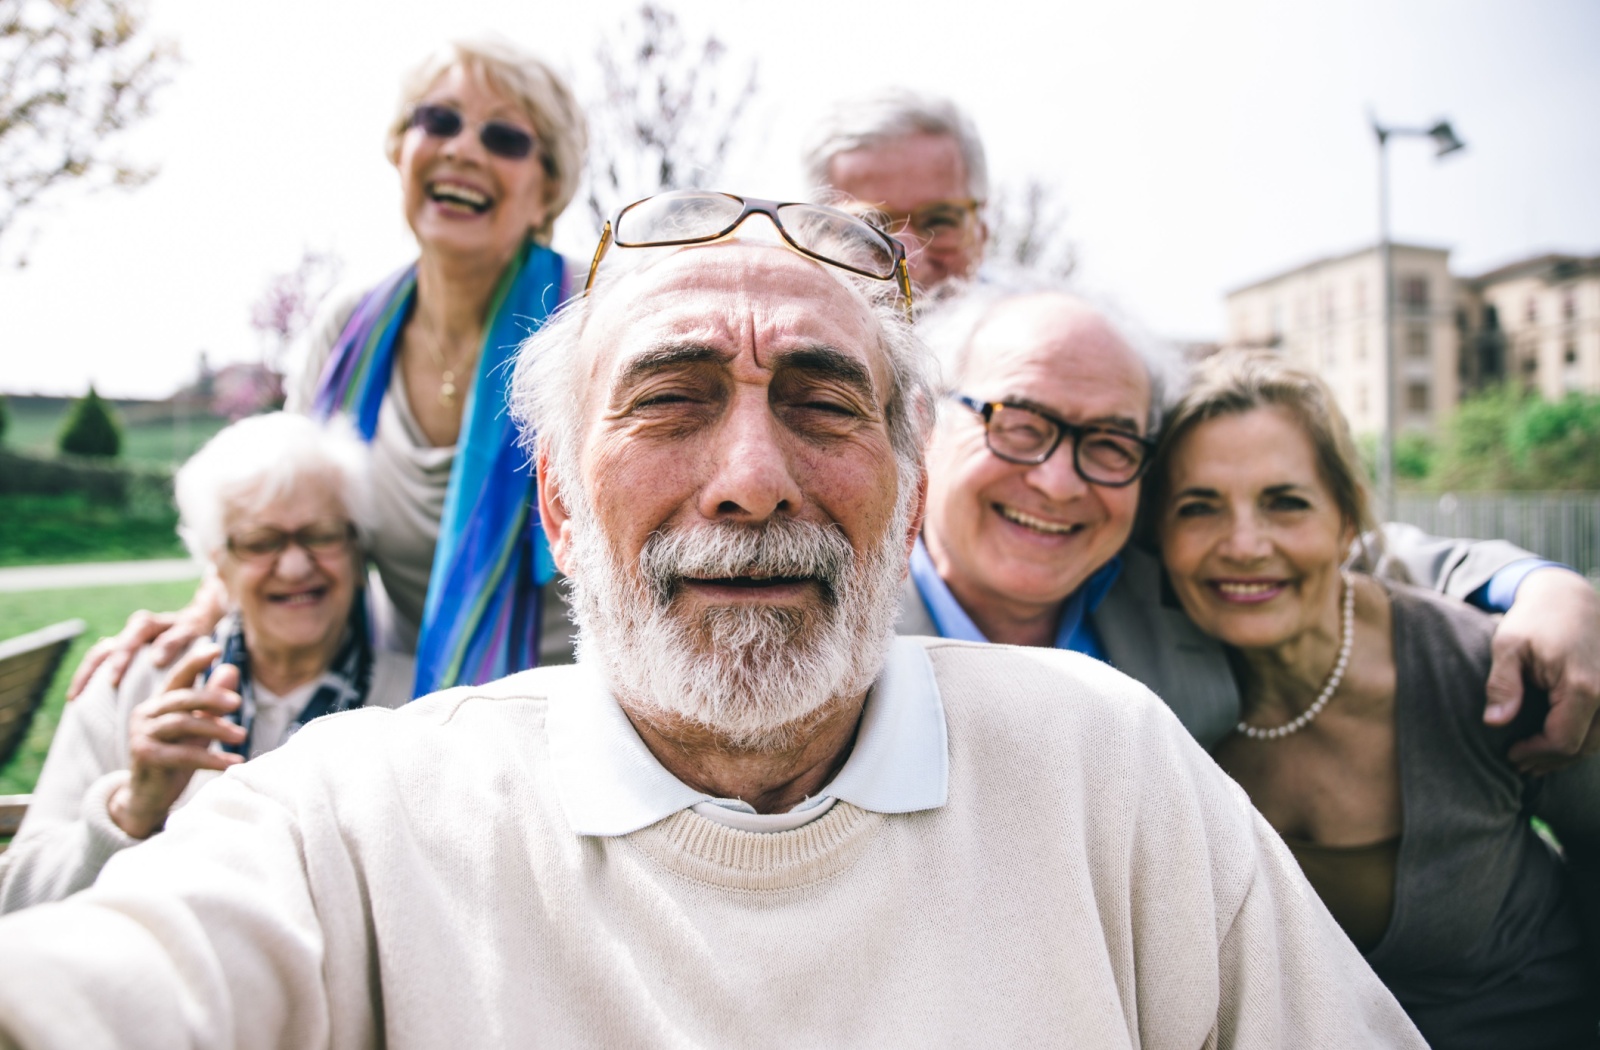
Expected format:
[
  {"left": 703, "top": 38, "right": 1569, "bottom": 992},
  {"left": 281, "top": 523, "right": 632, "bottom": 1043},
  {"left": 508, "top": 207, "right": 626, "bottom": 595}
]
[{"left": 413, "top": 324, "right": 475, "bottom": 407}]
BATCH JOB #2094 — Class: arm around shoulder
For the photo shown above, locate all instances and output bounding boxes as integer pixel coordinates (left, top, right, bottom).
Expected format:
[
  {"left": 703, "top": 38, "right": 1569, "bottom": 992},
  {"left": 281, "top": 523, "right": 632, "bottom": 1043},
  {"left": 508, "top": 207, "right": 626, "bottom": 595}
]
[{"left": 1362, "top": 521, "right": 1536, "bottom": 601}]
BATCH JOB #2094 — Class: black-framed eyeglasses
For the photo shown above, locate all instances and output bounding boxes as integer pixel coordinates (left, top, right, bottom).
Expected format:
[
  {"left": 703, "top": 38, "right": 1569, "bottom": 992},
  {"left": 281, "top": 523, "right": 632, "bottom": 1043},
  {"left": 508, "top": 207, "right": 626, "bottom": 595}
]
[
  {"left": 585, "top": 190, "right": 915, "bottom": 321},
  {"left": 410, "top": 104, "right": 537, "bottom": 161},
  {"left": 225, "top": 521, "right": 357, "bottom": 564},
  {"left": 954, "top": 395, "right": 1155, "bottom": 488}
]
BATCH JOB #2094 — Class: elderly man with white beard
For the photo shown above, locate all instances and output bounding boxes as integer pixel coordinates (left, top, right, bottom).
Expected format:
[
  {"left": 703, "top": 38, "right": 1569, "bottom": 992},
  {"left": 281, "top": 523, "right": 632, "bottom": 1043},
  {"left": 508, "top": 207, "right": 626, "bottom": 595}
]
[{"left": 0, "top": 192, "right": 1424, "bottom": 1050}]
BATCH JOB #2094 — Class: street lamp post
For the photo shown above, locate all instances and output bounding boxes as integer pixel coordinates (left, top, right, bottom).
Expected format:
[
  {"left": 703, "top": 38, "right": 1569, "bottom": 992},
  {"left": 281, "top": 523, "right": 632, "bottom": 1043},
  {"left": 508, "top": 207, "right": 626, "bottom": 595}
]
[{"left": 1371, "top": 116, "right": 1465, "bottom": 522}]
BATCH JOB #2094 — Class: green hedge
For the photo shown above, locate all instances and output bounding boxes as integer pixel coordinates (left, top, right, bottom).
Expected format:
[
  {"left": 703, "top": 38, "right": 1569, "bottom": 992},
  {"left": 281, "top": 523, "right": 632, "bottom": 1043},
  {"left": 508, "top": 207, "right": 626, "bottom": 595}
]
[{"left": 0, "top": 448, "right": 172, "bottom": 513}]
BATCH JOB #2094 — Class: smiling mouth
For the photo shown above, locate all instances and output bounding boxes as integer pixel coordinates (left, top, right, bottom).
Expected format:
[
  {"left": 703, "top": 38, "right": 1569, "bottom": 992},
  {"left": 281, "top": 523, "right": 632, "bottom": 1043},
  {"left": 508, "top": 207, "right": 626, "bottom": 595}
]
[
  {"left": 427, "top": 182, "right": 492, "bottom": 214},
  {"left": 267, "top": 587, "right": 329, "bottom": 606},
  {"left": 996, "top": 504, "right": 1084, "bottom": 537},
  {"left": 684, "top": 574, "right": 815, "bottom": 590},
  {"left": 1211, "top": 580, "right": 1286, "bottom": 601}
]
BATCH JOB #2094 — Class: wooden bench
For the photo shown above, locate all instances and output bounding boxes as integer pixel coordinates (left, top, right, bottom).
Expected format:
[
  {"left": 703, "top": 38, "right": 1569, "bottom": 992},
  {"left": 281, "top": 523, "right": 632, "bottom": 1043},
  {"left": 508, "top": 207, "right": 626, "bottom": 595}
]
[
  {"left": 0, "top": 794, "right": 27, "bottom": 840},
  {"left": 0, "top": 619, "right": 87, "bottom": 852}
]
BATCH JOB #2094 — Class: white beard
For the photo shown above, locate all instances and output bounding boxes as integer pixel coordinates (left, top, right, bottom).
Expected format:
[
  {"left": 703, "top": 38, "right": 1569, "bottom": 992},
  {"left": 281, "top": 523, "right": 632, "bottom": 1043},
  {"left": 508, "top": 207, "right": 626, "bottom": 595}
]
[{"left": 564, "top": 488, "right": 913, "bottom": 752}]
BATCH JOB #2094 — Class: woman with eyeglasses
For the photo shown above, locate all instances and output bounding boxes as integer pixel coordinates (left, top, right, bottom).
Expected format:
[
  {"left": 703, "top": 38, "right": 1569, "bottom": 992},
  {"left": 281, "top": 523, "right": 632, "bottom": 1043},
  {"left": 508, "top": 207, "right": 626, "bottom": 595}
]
[
  {"left": 70, "top": 37, "right": 588, "bottom": 700},
  {"left": 1149, "top": 351, "right": 1599, "bottom": 1048},
  {"left": 0, "top": 414, "right": 413, "bottom": 913}
]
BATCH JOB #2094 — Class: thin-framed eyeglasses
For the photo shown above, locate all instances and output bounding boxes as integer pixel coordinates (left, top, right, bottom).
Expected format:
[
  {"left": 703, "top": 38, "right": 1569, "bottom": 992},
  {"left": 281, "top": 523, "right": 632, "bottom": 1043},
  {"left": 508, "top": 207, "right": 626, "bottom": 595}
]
[
  {"left": 225, "top": 521, "right": 357, "bottom": 564},
  {"left": 954, "top": 395, "right": 1155, "bottom": 488},
  {"left": 409, "top": 104, "right": 537, "bottom": 161},
  {"left": 585, "top": 190, "right": 915, "bottom": 321}
]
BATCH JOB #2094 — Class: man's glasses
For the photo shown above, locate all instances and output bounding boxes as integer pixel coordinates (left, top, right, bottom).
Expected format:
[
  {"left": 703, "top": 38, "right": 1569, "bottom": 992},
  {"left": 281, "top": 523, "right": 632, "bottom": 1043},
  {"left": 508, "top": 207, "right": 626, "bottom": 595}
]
[
  {"left": 874, "top": 198, "right": 983, "bottom": 249},
  {"left": 585, "top": 190, "right": 915, "bottom": 319},
  {"left": 954, "top": 395, "right": 1155, "bottom": 488},
  {"left": 410, "top": 104, "right": 537, "bottom": 161},
  {"left": 226, "top": 521, "right": 356, "bottom": 564}
]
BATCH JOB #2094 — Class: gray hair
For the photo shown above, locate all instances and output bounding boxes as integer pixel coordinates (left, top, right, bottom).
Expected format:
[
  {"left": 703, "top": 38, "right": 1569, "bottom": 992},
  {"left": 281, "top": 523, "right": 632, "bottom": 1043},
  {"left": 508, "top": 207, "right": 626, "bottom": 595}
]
[
  {"left": 919, "top": 279, "right": 1184, "bottom": 436},
  {"left": 509, "top": 244, "right": 937, "bottom": 508},
  {"left": 385, "top": 35, "right": 588, "bottom": 244},
  {"left": 174, "top": 413, "right": 374, "bottom": 564},
  {"left": 801, "top": 88, "right": 989, "bottom": 204}
]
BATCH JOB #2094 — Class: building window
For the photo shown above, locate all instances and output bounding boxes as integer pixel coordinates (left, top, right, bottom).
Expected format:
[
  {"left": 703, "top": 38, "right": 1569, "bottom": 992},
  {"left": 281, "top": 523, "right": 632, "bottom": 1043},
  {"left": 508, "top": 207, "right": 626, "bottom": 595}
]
[
  {"left": 1566, "top": 343, "right": 1579, "bottom": 365},
  {"left": 1526, "top": 297, "right": 1538, "bottom": 324},
  {"left": 1400, "top": 275, "right": 1429, "bottom": 313},
  {"left": 1563, "top": 288, "right": 1576, "bottom": 321},
  {"left": 1406, "top": 382, "right": 1429, "bottom": 413},
  {"left": 1406, "top": 328, "right": 1429, "bottom": 360}
]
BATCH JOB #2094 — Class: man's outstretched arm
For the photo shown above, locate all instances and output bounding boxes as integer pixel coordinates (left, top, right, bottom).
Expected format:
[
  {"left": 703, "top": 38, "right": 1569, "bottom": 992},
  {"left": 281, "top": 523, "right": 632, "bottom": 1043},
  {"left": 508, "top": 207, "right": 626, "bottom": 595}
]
[
  {"left": 0, "top": 770, "right": 341, "bottom": 1050},
  {"left": 1367, "top": 523, "right": 1600, "bottom": 771}
]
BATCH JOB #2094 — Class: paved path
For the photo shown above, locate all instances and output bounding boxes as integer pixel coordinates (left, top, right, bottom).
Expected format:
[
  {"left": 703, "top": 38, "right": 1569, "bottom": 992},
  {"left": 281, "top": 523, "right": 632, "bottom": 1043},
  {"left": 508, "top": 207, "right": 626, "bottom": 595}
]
[{"left": 0, "top": 559, "right": 201, "bottom": 593}]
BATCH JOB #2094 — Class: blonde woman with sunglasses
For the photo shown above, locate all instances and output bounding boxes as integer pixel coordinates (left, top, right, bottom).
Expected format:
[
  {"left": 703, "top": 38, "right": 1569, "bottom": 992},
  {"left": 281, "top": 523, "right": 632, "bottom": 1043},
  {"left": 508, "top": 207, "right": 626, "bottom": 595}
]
[{"left": 72, "top": 37, "right": 589, "bottom": 700}]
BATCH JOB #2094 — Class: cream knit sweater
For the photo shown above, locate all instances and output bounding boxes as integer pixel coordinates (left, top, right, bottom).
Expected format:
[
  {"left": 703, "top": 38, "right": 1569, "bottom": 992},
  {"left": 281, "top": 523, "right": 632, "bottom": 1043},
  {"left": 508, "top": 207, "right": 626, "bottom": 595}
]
[{"left": 0, "top": 640, "right": 1422, "bottom": 1049}]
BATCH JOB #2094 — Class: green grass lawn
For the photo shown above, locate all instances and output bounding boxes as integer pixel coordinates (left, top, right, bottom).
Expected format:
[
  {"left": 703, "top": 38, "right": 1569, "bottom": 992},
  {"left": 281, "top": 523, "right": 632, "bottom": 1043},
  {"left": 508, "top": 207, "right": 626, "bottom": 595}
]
[{"left": 0, "top": 579, "right": 201, "bottom": 796}]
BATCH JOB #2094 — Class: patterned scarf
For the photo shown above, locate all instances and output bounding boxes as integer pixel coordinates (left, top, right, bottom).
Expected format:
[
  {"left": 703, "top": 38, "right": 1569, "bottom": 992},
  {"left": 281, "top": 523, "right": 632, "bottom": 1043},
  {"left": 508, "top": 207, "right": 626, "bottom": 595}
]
[
  {"left": 217, "top": 598, "right": 375, "bottom": 757},
  {"left": 310, "top": 240, "right": 566, "bottom": 695}
]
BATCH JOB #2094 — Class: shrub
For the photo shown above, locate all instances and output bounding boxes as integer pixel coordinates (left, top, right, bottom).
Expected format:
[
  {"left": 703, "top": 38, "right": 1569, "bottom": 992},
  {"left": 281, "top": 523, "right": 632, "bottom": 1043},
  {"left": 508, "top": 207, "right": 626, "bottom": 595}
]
[{"left": 57, "top": 386, "right": 122, "bottom": 458}]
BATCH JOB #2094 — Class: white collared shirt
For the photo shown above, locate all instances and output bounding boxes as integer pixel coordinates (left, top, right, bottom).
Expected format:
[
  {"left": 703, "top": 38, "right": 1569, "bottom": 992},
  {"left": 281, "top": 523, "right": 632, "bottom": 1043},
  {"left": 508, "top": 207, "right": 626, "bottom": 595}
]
[{"left": 547, "top": 637, "right": 949, "bottom": 835}]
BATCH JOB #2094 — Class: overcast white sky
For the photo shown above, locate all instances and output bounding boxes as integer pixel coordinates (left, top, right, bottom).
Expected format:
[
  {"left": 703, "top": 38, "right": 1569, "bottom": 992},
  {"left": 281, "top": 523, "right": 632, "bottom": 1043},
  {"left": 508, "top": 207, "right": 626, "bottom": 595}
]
[{"left": 3, "top": 0, "right": 1597, "bottom": 398}]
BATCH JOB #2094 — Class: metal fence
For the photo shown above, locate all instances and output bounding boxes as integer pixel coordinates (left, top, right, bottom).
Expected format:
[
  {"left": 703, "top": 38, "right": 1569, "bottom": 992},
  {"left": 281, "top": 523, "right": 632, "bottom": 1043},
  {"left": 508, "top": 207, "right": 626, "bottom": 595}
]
[{"left": 1393, "top": 492, "right": 1600, "bottom": 580}]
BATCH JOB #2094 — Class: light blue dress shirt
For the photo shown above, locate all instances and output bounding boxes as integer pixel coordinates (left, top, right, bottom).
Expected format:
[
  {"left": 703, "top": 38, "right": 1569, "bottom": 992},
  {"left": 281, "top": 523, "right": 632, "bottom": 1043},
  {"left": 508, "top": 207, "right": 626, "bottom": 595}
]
[{"left": 908, "top": 536, "right": 1122, "bottom": 660}]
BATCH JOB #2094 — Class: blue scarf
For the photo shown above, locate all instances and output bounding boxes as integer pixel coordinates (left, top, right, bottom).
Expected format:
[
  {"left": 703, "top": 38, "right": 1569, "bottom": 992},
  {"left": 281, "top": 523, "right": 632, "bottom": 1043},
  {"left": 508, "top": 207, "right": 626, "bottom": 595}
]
[{"left": 310, "top": 241, "right": 566, "bottom": 695}]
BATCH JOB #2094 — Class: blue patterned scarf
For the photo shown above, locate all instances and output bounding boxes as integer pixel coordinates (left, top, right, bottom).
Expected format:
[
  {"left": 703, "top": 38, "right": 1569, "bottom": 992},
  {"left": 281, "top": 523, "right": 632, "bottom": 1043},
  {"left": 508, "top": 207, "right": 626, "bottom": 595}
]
[{"left": 309, "top": 240, "right": 565, "bottom": 695}]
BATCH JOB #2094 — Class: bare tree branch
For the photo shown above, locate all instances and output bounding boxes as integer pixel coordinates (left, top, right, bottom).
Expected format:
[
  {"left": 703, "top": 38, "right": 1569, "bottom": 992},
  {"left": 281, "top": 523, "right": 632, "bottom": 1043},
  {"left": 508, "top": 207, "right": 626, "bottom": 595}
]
[
  {"left": 986, "top": 176, "right": 1077, "bottom": 281},
  {"left": 0, "top": 0, "right": 177, "bottom": 263},
  {"left": 581, "top": 3, "right": 758, "bottom": 232}
]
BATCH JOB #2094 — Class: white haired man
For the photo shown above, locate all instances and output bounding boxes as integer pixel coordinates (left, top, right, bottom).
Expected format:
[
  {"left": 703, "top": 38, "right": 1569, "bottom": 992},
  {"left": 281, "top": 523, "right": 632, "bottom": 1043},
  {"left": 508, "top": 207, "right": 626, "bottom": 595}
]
[
  {"left": 907, "top": 284, "right": 1600, "bottom": 763},
  {"left": 801, "top": 88, "right": 989, "bottom": 292},
  {"left": 0, "top": 192, "right": 1426, "bottom": 1048}
]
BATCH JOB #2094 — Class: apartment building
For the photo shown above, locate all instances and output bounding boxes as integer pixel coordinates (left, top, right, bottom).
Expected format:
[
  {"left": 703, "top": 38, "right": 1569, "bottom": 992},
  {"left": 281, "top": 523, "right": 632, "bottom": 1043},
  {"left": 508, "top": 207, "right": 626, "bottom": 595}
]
[
  {"left": 1224, "top": 244, "right": 1459, "bottom": 435},
  {"left": 1461, "top": 253, "right": 1600, "bottom": 401}
]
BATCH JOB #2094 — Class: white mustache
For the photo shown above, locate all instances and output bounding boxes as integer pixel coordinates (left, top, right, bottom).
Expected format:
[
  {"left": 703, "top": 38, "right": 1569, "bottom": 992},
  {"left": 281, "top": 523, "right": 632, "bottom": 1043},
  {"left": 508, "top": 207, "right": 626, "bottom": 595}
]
[{"left": 637, "top": 519, "right": 854, "bottom": 606}]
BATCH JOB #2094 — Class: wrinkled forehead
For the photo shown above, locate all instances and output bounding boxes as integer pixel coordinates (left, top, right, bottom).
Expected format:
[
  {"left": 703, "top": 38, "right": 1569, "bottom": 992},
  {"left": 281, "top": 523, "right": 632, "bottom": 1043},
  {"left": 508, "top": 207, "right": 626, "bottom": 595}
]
[{"left": 581, "top": 242, "right": 889, "bottom": 396}]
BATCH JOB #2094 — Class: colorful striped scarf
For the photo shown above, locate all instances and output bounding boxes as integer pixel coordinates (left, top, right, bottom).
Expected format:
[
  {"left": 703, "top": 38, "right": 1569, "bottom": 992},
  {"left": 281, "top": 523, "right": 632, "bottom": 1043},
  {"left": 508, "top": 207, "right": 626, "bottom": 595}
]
[
  {"left": 217, "top": 599, "right": 374, "bottom": 757},
  {"left": 310, "top": 240, "right": 566, "bottom": 695}
]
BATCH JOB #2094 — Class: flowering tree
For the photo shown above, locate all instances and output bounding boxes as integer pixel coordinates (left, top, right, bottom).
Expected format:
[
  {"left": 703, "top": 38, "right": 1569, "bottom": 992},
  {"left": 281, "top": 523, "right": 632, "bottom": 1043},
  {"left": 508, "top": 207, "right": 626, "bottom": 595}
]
[
  {"left": 0, "top": 0, "right": 177, "bottom": 263},
  {"left": 231, "top": 249, "right": 343, "bottom": 415}
]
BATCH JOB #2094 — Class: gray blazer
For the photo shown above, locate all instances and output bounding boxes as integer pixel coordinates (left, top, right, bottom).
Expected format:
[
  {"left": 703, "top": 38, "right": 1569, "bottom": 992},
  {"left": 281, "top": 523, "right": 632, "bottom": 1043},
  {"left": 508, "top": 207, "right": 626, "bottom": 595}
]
[{"left": 896, "top": 524, "right": 1538, "bottom": 750}]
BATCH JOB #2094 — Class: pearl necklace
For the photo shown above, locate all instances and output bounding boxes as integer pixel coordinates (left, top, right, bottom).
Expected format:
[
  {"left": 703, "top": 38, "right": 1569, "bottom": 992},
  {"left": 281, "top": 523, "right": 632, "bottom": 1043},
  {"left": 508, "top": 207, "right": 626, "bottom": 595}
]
[{"left": 1236, "top": 570, "right": 1354, "bottom": 741}]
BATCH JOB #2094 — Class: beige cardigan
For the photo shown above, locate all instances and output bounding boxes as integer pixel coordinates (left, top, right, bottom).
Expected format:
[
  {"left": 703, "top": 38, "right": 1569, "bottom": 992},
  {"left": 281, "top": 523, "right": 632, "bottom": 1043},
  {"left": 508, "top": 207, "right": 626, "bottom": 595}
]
[
  {"left": 0, "top": 641, "right": 413, "bottom": 914},
  {"left": 0, "top": 640, "right": 1423, "bottom": 1049}
]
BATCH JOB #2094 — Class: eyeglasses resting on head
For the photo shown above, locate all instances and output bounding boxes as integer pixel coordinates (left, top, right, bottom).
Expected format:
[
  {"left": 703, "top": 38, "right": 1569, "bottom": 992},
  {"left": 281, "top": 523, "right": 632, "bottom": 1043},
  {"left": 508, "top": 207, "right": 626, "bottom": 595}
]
[
  {"left": 410, "top": 103, "right": 538, "bottom": 161},
  {"left": 953, "top": 395, "right": 1155, "bottom": 488},
  {"left": 585, "top": 189, "right": 915, "bottom": 321}
]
